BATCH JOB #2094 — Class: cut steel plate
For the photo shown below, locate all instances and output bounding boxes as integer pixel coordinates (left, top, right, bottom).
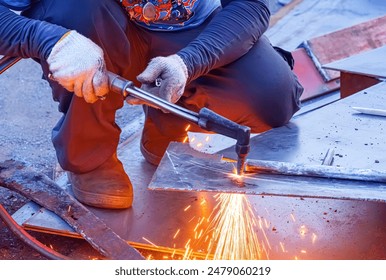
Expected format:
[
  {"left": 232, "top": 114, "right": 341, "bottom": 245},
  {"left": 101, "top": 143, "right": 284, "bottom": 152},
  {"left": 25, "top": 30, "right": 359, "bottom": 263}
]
[{"left": 148, "top": 142, "right": 386, "bottom": 202}]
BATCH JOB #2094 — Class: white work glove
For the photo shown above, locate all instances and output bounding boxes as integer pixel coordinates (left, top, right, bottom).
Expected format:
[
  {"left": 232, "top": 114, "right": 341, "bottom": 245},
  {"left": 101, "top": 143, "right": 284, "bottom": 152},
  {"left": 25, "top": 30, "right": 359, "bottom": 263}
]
[
  {"left": 47, "top": 30, "right": 109, "bottom": 103},
  {"left": 128, "top": 54, "right": 188, "bottom": 106}
]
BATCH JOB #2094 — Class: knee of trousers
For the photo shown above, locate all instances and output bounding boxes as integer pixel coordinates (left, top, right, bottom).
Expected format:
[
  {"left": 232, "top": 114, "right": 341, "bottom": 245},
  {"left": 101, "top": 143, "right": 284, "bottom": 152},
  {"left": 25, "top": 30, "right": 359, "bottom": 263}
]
[
  {"left": 191, "top": 36, "right": 305, "bottom": 132},
  {"left": 246, "top": 73, "right": 304, "bottom": 131}
]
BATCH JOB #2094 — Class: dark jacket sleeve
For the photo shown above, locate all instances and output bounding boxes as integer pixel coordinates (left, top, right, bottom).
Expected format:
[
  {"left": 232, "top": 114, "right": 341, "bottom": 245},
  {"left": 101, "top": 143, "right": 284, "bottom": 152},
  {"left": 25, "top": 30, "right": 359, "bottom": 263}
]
[
  {"left": 177, "top": 0, "right": 270, "bottom": 82},
  {"left": 0, "top": 5, "right": 68, "bottom": 60}
]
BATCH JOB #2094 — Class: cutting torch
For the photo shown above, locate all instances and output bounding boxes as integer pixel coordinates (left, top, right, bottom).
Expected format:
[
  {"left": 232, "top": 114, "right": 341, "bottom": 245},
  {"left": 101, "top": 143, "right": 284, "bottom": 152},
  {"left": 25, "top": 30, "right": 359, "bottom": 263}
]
[{"left": 107, "top": 72, "right": 251, "bottom": 175}]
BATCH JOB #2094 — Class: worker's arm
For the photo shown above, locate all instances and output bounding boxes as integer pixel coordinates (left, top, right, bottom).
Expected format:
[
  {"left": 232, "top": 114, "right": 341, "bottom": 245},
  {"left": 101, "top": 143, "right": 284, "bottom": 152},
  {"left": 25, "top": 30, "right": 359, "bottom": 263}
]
[
  {"left": 178, "top": 0, "right": 270, "bottom": 82},
  {"left": 137, "top": 0, "right": 270, "bottom": 104},
  {"left": 0, "top": 5, "right": 67, "bottom": 60},
  {"left": 0, "top": 5, "right": 109, "bottom": 103}
]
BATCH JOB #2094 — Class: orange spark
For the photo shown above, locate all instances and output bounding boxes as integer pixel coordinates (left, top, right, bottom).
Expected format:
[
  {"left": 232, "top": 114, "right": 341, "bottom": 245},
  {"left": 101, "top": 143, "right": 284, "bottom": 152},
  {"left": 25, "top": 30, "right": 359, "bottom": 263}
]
[
  {"left": 173, "top": 229, "right": 180, "bottom": 239},
  {"left": 229, "top": 167, "right": 244, "bottom": 181},
  {"left": 279, "top": 242, "right": 286, "bottom": 253},
  {"left": 184, "top": 205, "right": 191, "bottom": 211},
  {"left": 203, "top": 194, "right": 266, "bottom": 260},
  {"left": 260, "top": 223, "right": 272, "bottom": 250},
  {"left": 312, "top": 233, "right": 317, "bottom": 244},
  {"left": 188, "top": 216, "right": 196, "bottom": 223},
  {"left": 264, "top": 218, "right": 269, "bottom": 228},
  {"left": 142, "top": 237, "right": 158, "bottom": 248},
  {"left": 299, "top": 225, "right": 307, "bottom": 237},
  {"left": 197, "top": 229, "right": 203, "bottom": 239},
  {"left": 258, "top": 217, "right": 264, "bottom": 229}
]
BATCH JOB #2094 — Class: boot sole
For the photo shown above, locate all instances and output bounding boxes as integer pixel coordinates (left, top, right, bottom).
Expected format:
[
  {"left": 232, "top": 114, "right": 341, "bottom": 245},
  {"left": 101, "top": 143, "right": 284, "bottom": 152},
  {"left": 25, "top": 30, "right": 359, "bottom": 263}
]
[
  {"left": 140, "top": 141, "right": 162, "bottom": 166},
  {"left": 72, "top": 185, "right": 133, "bottom": 209}
]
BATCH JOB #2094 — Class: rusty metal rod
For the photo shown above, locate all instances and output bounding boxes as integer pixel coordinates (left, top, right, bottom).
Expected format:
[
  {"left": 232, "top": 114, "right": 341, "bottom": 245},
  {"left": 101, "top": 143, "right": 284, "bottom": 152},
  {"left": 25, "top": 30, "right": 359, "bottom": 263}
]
[{"left": 245, "top": 159, "right": 386, "bottom": 183}]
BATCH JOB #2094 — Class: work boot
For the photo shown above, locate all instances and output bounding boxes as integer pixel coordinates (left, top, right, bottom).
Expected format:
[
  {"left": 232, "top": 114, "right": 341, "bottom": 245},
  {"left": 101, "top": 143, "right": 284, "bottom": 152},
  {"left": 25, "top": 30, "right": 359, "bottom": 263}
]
[
  {"left": 68, "top": 154, "right": 133, "bottom": 209},
  {"left": 140, "top": 117, "right": 188, "bottom": 166}
]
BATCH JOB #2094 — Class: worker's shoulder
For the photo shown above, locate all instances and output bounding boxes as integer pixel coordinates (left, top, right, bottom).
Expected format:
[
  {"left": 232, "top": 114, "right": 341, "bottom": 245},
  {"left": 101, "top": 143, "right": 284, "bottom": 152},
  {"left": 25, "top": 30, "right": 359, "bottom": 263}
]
[{"left": 0, "top": 0, "right": 34, "bottom": 11}]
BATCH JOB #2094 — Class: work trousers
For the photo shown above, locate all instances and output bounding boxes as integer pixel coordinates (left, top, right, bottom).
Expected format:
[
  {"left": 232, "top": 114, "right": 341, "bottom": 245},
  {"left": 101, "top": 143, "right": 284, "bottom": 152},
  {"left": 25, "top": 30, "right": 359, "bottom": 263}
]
[{"left": 23, "top": 0, "right": 303, "bottom": 173}]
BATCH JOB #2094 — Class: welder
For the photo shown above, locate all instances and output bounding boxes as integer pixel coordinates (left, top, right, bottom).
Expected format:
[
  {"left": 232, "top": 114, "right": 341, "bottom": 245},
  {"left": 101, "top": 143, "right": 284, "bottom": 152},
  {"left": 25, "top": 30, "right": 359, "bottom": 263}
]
[{"left": 0, "top": 0, "right": 303, "bottom": 209}]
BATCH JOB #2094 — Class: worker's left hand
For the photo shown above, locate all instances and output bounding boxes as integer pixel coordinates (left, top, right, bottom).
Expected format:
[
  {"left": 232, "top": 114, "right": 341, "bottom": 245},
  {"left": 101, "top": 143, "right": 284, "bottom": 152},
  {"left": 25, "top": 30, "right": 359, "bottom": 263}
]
[{"left": 127, "top": 54, "right": 188, "bottom": 106}]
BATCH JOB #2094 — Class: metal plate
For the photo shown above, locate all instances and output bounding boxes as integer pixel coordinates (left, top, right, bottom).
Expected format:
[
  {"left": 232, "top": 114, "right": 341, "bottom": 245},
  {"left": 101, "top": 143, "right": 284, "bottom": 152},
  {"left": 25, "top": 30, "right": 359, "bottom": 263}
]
[
  {"left": 14, "top": 201, "right": 81, "bottom": 239},
  {"left": 266, "top": 1, "right": 386, "bottom": 52},
  {"left": 323, "top": 46, "right": 386, "bottom": 79},
  {"left": 222, "top": 82, "right": 386, "bottom": 170},
  {"left": 148, "top": 142, "right": 386, "bottom": 202},
  {"left": 291, "top": 48, "right": 340, "bottom": 101}
]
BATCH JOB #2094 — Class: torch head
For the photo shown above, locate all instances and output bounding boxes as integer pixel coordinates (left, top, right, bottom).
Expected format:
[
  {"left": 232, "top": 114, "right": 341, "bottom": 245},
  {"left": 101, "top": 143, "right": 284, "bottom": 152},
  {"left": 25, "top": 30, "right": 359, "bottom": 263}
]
[
  {"left": 195, "top": 107, "right": 251, "bottom": 176},
  {"left": 235, "top": 127, "right": 251, "bottom": 176},
  {"left": 236, "top": 143, "right": 249, "bottom": 176}
]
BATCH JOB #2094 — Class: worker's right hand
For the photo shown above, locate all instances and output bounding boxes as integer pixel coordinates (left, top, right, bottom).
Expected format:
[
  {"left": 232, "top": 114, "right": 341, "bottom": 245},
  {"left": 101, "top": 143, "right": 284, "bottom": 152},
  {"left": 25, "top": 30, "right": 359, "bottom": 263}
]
[{"left": 47, "top": 30, "right": 109, "bottom": 103}]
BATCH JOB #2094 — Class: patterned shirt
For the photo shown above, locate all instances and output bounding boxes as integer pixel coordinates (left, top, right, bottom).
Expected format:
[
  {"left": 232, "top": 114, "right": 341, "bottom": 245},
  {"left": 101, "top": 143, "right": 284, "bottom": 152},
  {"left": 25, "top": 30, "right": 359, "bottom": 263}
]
[{"left": 118, "top": 0, "right": 221, "bottom": 31}]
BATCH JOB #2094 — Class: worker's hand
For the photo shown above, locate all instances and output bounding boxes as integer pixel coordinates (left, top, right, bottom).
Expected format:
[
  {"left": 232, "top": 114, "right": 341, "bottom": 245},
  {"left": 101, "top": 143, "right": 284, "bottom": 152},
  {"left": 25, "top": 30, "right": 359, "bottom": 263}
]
[
  {"left": 129, "top": 54, "right": 188, "bottom": 106},
  {"left": 47, "top": 30, "right": 109, "bottom": 103}
]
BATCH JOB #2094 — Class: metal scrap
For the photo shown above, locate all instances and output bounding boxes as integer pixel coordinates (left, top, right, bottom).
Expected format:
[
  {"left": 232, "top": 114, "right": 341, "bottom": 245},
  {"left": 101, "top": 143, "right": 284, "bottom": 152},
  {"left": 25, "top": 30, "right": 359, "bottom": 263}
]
[{"left": 0, "top": 160, "right": 144, "bottom": 260}]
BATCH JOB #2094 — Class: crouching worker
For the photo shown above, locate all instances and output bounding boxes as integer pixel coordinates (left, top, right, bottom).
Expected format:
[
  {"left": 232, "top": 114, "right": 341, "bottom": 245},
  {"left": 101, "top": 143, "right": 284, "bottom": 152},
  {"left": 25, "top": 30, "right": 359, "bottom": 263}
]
[{"left": 0, "top": 0, "right": 303, "bottom": 209}]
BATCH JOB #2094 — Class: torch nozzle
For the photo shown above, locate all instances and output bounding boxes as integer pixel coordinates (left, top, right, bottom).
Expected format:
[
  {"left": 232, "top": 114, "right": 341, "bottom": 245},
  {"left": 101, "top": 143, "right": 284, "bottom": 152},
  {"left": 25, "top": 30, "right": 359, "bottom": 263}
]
[{"left": 236, "top": 155, "right": 246, "bottom": 176}]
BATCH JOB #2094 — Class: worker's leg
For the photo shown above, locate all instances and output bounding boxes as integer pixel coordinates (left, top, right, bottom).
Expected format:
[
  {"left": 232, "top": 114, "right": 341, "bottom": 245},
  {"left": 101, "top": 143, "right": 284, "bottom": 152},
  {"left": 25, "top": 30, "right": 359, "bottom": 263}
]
[
  {"left": 142, "top": 31, "right": 303, "bottom": 164},
  {"left": 22, "top": 0, "right": 150, "bottom": 208},
  {"left": 183, "top": 35, "right": 303, "bottom": 131}
]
